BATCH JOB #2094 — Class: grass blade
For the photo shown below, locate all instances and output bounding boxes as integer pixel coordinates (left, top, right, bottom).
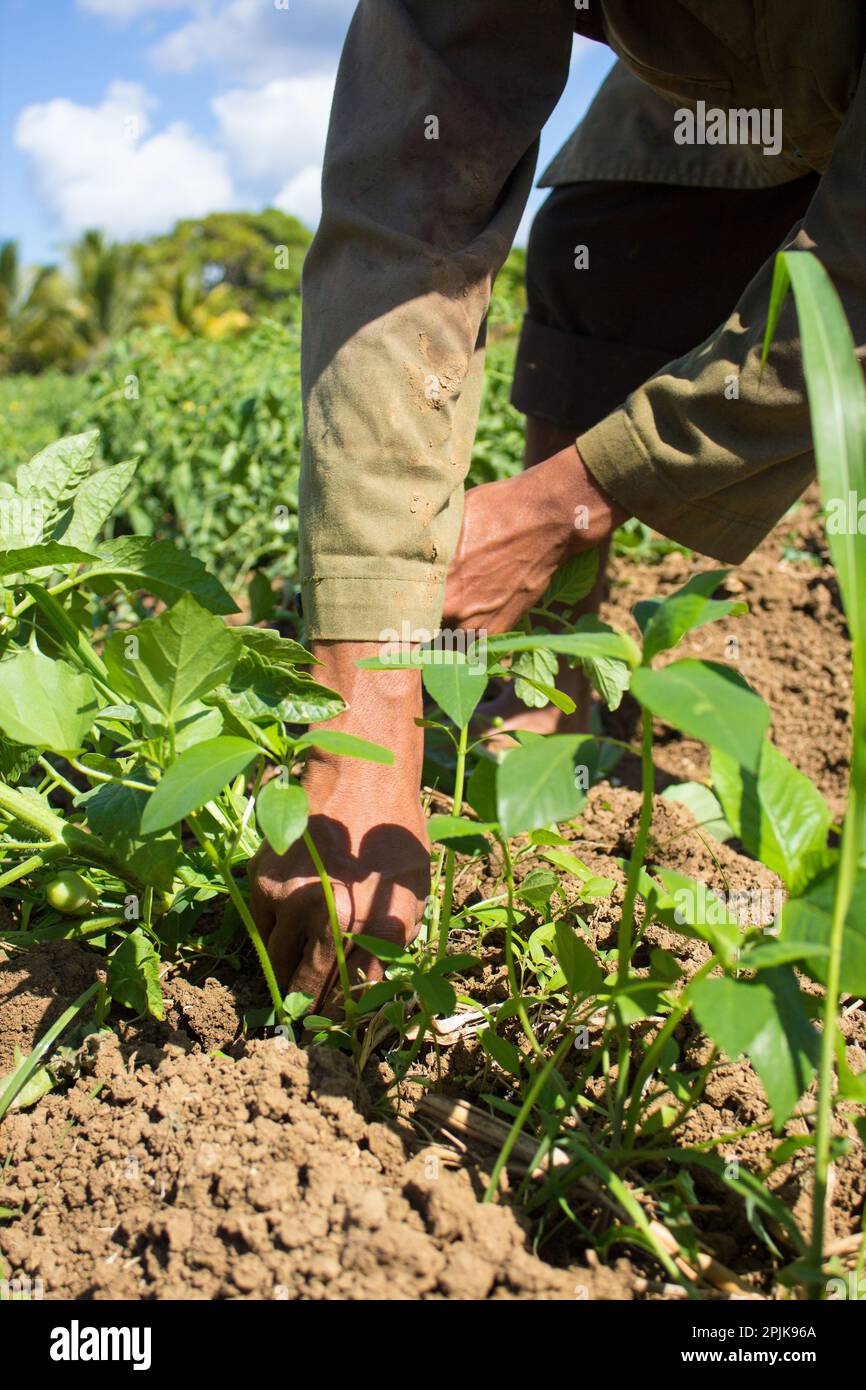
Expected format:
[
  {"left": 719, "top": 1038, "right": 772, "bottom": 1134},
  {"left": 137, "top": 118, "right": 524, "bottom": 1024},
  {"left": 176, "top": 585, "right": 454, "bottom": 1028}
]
[{"left": 0, "top": 981, "right": 99, "bottom": 1122}]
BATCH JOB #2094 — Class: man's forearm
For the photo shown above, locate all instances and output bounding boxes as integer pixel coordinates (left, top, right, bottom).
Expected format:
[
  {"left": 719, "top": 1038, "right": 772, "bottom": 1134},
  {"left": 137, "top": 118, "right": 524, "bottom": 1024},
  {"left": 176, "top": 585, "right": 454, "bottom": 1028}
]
[{"left": 577, "top": 49, "right": 866, "bottom": 566}]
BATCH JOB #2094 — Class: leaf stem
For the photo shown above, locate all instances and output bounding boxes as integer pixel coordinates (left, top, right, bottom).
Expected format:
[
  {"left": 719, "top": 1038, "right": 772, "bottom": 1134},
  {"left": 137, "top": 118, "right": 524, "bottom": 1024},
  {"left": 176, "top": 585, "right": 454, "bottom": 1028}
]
[
  {"left": 809, "top": 655, "right": 866, "bottom": 1293},
  {"left": 484, "top": 1026, "right": 574, "bottom": 1200},
  {"left": 612, "top": 708, "right": 655, "bottom": 1140},
  {"left": 302, "top": 827, "right": 354, "bottom": 1025},
  {"left": 498, "top": 833, "right": 544, "bottom": 1060},
  {"left": 622, "top": 959, "right": 716, "bottom": 1148},
  {"left": 437, "top": 721, "right": 469, "bottom": 961},
  {"left": 188, "top": 812, "right": 285, "bottom": 1026}
]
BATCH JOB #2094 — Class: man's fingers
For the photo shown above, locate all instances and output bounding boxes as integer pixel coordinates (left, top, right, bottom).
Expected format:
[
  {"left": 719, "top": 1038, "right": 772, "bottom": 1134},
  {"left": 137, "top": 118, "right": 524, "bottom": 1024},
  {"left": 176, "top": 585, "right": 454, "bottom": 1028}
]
[
  {"left": 266, "top": 921, "right": 305, "bottom": 991},
  {"left": 256, "top": 871, "right": 425, "bottom": 1014},
  {"left": 342, "top": 898, "right": 423, "bottom": 999},
  {"left": 282, "top": 880, "right": 353, "bottom": 1006},
  {"left": 344, "top": 946, "right": 386, "bottom": 993}
]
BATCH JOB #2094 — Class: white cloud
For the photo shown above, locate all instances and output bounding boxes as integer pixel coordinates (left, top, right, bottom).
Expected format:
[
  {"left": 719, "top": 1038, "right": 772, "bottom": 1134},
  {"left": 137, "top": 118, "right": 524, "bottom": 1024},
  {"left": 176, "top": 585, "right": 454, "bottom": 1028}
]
[
  {"left": 212, "top": 73, "right": 334, "bottom": 185},
  {"left": 14, "top": 82, "right": 235, "bottom": 240},
  {"left": 274, "top": 164, "right": 322, "bottom": 230},
  {"left": 152, "top": 0, "right": 355, "bottom": 83},
  {"left": 78, "top": 0, "right": 187, "bottom": 20}
]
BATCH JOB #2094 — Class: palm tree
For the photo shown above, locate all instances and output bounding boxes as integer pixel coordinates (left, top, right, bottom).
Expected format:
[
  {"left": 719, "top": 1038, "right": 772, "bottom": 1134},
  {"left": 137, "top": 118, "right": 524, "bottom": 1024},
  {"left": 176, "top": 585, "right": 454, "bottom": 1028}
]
[
  {"left": 68, "top": 229, "right": 146, "bottom": 343},
  {"left": 0, "top": 240, "right": 88, "bottom": 374}
]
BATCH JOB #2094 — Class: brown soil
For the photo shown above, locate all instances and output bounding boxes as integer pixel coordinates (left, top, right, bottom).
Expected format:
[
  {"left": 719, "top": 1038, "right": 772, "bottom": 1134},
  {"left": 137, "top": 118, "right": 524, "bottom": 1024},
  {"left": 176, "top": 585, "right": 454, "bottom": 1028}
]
[
  {"left": 602, "top": 490, "right": 851, "bottom": 818},
  {"left": 0, "top": 488, "right": 862, "bottom": 1300},
  {"left": 423, "top": 786, "right": 866, "bottom": 1286},
  {"left": 0, "top": 1029, "right": 628, "bottom": 1300}
]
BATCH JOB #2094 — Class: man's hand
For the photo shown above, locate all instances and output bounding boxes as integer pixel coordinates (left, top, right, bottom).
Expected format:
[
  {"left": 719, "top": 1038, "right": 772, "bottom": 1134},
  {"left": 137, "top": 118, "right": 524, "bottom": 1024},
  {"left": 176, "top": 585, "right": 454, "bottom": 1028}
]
[
  {"left": 249, "top": 644, "right": 430, "bottom": 1012},
  {"left": 443, "top": 444, "right": 627, "bottom": 634}
]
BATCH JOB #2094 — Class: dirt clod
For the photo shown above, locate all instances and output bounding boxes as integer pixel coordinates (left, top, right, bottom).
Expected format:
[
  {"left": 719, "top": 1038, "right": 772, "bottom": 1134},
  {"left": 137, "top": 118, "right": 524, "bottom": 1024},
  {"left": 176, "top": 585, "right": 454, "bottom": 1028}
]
[{"left": 0, "top": 1035, "right": 613, "bottom": 1300}]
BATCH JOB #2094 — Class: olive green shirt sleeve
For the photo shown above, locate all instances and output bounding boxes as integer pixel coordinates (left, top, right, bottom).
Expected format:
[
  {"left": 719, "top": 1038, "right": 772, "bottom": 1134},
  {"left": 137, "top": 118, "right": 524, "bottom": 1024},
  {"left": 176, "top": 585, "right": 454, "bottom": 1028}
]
[
  {"left": 578, "top": 50, "right": 866, "bottom": 564},
  {"left": 299, "top": 0, "right": 575, "bottom": 640}
]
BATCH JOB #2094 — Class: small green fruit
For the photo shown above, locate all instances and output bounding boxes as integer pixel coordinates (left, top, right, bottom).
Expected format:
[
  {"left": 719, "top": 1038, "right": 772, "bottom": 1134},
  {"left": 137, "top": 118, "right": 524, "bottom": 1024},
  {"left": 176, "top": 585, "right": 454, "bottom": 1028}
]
[{"left": 45, "top": 870, "right": 94, "bottom": 915}]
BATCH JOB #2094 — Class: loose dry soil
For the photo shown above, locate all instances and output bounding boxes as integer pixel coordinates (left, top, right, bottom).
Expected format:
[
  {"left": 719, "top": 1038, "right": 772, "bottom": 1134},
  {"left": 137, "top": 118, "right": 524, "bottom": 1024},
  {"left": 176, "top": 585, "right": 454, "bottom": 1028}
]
[{"left": 0, "top": 489, "right": 862, "bottom": 1300}]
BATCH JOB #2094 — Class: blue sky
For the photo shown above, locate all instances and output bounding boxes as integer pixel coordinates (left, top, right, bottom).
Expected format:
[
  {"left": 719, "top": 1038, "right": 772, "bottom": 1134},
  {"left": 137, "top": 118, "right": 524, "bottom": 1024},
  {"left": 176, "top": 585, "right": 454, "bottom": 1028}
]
[{"left": 1, "top": 0, "right": 613, "bottom": 266}]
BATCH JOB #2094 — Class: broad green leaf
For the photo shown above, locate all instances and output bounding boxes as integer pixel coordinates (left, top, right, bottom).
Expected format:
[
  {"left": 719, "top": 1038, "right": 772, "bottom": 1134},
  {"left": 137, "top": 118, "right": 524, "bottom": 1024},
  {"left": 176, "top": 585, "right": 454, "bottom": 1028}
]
[
  {"left": 427, "top": 814, "right": 494, "bottom": 855},
  {"left": 247, "top": 569, "right": 277, "bottom": 624},
  {"left": 528, "top": 828, "right": 569, "bottom": 845},
  {"left": 55, "top": 459, "right": 137, "bottom": 550},
  {"left": 512, "top": 647, "right": 558, "bottom": 709},
  {"left": 480, "top": 1028, "right": 522, "bottom": 1076},
  {"left": 256, "top": 780, "right": 309, "bottom": 855},
  {"left": 0, "top": 648, "right": 98, "bottom": 753},
  {"left": 510, "top": 671, "right": 577, "bottom": 714},
  {"left": 0, "top": 738, "right": 39, "bottom": 783},
  {"left": 650, "top": 948, "right": 683, "bottom": 983},
  {"left": 0, "top": 542, "right": 97, "bottom": 576},
  {"left": 16, "top": 430, "right": 98, "bottom": 509},
  {"left": 537, "top": 857, "right": 611, "bottom": 903},
  {"left": 172, "top": 703, "right": 224, "bottom": 751},
  {"left": 140, "top": 736, "right": 259, "bottom": 833},
  {"left": 421, "top": 651, "right": 488, "bottom": 728},
  {"left": 780, "top": 868, "right": 866, "bottom": 996},
  {"left": 466, "top": 755, "right": 498, "bottom": 823},
  {"left": 104, "top": 592, "right": 241, "bottom": 723},
  {"left": 712, "top": 743, "right": 831, "bottom": 888},
  {"left": 553, "top": 921, "right": 603, "bottom": 996},
  {"left": 661, "top": 781, "right": 734, "bottom": 842},
  {"left": 414, "top": 971, "right": 456, "bottom": 1015},
  {"left": 351, "top": 933, "right": 412, "bottom": 964},
  {"left": 516, "top": 867, "right": 559, "bottom": 909},
  {"left": 83, "top": 777, "right": 178, "bottom": 892},
  {"left": 691, "top": 968, "right": 819, "bottom": 1128},
  {"left": 283, "top": 990, "right": 314, "bottom": 1022},
  {"left": 355, "top": 980, "right": 403, "bottom": 1016},
  {"left": 208, "top": 696, "right": 278, "bottom": 754},
  {"left": 485, "top": 616, "right": 640, "bottom": 669},
  {"left": 91, "top": 536, "right": 238, "bottom": 615},
  {"left": 650, "top": 866, "right": 740, "bottom": 964},
  {"left": 236, "top": 628, "right": 316, "bottom": 667},
  {"left": 213, "top": 649, "right": 344, "bottom": 725},
  {"left": 635, "top": 569, "right": 747, "bottom": 662},
  {"left": 497, "top": 735, "right": 588, "bottom": 838},
  {"left": 578, "top": 654, "right": 631, "bottom": 711},
  {"left": 108, "top": 927, "right": 164, "bottom": 1020},
  {"left": 578, "top": 875, "right": 617, "bottom": 899},
  {"left": 539, "top": 848, "right": 593, "bottom": 880},
  {"left": 434, "top": 953, "right": 479, "bottom": 976},
  {"left": 631, "top": 660, "right": 769, "bottom": 773},
  {"left": 539, "top": 550, "right": 599, "bottom": 608},
  {"left": 294, "top": 730, "right": 394, "bottom": 764},
  {"left": 614, "top": 980, "right": 668, "bottom": 1026},
  {"left": 739, "top": 938, "right": 831, "bottom": 970}
]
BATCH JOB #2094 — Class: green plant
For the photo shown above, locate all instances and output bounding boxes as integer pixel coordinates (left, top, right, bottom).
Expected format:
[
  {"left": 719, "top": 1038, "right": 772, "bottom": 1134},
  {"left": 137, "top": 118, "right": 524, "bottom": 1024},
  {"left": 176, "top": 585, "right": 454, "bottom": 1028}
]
[
  {"left": 0, "top": 429, "right": 391, "bottom": 1035},
  {"left": 349, "top": 524, "right": 859, "bottom": 1294},
  {"left": 762, "top": 249, "right": 866, "bottom": 1291},
  {"left": 1, "top": 248, "right": 862, "bottom": 1301}
]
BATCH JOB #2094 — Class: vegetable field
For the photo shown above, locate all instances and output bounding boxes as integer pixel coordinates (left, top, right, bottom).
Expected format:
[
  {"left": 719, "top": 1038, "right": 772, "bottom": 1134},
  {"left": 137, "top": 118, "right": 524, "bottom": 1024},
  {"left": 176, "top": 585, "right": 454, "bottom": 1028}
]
[{"left": 0, "top": 253, "right": 864, "bottom": 1302}]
